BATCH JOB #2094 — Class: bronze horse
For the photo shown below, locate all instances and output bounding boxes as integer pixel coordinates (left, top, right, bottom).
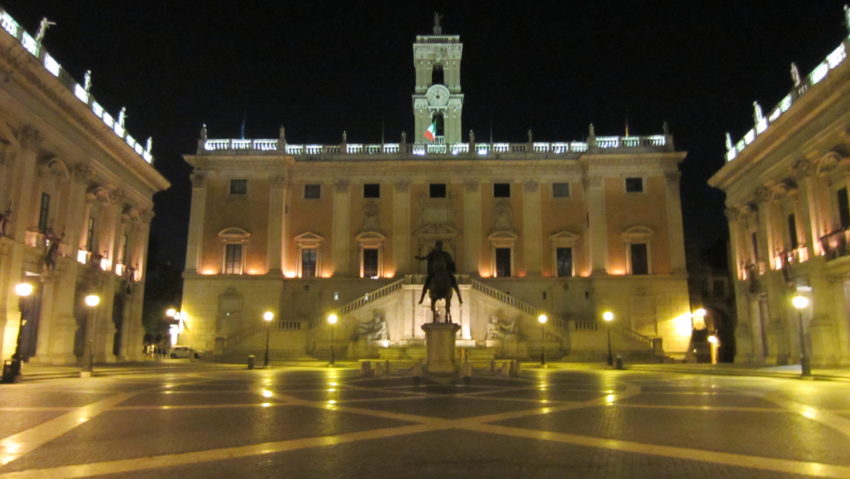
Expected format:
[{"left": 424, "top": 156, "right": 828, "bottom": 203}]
[{"left": 427, "top": 254, "right": 454, "bottom": 323}]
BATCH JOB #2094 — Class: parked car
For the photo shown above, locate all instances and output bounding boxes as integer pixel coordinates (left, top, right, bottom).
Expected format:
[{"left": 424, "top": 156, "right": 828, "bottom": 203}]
[{"left": 170, "top": 346, "right": 201, "bottom": 359}]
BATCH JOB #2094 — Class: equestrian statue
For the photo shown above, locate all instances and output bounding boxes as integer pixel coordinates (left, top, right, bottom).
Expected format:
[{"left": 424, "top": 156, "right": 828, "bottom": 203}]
[{"left": 415, "top": 241, "right": 462, "bottom": 323}]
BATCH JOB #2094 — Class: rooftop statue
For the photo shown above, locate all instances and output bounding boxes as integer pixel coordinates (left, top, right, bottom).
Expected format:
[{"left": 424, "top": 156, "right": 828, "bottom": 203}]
[
  {"left": 845, "top": 4, "right": 850, "bottom": 32},
  {"left": 790, "top": 62, "right": 801, "bottom": 87},
  {"left": 34, "top": 17, "right": 55, "bottom": 44},
  {"left": 433, "top": 12, "right": 443, "bottom": 35},
  {"left": 118, "top": 107, "right": 126, "bottom": 129},
  {"left": 752, "top": 101, "right": 764, "bottom": 124},
  {"left": 725, "top": 132, "right": 733, "bottom": 151},
  {"left": 84, "top": 70, "right": 92, "bottom": 93}
]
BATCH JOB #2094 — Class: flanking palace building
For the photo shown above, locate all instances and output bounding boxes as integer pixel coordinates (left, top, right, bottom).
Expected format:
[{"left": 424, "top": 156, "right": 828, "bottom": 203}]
[
  {"left": 710, "top": 19, "right": 850, "bottom": 366},
  {"left": 180, "top": 21, "right": 692, "bottom": 362},
  {"left": 0, "top": 9, "right": 168, "bottom": 365}
]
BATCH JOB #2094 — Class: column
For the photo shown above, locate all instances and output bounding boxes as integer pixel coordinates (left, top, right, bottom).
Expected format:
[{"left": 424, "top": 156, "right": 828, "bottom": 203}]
[
  {"left": 664, "top": 171, "right": 687, "bottom": 274},
  {"left": 585, "top": 176, "right": 608, "bottom": 274},
  {"left": 522, "top": 180, "right": 542, "bottom": 275},
  {"left": 726, "top": 207, "right": 755, "bottom": 361},
  {"left": 105, "top": 192, "right": 124, "bottom": 271},
  {"left": 332, "top": 180, "right": 351, "bottom": 276},
  {"left": 793, "top": 160, "right": 820, "bottom": 257},
  {"left": 267, "top": 176, "right": 286, "bottom": 274},
  {"left": 392, "top": 180, "right": 411, "bottom": 274},
  {"left": 463, "top": 180, "right": 481, "bottom": 273},
  {"left": 184, "top": 172, "right": 207, "bottom": 272},
  {"left": 9, "top": 126, "right": 41, "bottom": 242}
]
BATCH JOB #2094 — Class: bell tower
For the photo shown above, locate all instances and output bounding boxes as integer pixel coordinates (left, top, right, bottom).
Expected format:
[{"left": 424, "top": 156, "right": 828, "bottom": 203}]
[{"left": 412, "top": 13, "right": 464, "bottom": 145}]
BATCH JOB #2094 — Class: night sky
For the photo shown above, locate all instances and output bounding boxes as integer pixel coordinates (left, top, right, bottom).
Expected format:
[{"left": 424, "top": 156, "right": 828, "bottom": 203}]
[{"left": 6, "top": 1, "right": 850, "bottom": 272}]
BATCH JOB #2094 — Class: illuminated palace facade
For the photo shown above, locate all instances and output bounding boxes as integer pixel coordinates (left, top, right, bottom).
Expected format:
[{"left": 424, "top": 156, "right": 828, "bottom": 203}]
[
  {"left": 710, "top": 23, "right": 850, "bottom": 366},
  {"left": 0, "top": 10, "right": 168, "bottom": 365},
  {"left": 180, "top": 24, "right": 691, "bottom": 361}
]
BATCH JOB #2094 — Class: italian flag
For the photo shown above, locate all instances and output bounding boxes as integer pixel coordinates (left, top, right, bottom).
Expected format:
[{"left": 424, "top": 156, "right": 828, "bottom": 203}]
[{"left": 423, "top": 122, "right": 437, "bottom": 142}]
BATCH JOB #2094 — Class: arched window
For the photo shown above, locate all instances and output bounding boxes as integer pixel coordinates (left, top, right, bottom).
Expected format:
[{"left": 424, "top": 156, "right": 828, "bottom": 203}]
[{"left": 431, "top": 64, "right": 444, "bottom": 85}]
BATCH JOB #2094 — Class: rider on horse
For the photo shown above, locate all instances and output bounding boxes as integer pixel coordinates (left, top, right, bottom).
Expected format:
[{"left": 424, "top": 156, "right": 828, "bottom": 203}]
[{"left": 415, "top": 240, "right": 462, "bottom": 304}]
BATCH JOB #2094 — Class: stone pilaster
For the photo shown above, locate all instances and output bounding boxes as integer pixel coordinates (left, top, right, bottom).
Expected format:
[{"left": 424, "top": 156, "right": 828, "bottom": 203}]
[
  {"left": 392, "top": 180, "right": 411, "bottom": 274},
  {"left": 585, "top": 176, "right": 608, "bottom": 274},
  {"left": 522, "top": 180, "right": 542, "bottom": 275},
  {"left": 664, "top": 171, "right": 686, "bottom": 274},
  {"left": 184, "top": 172, "right": 207, "bottom": 272},
  {"left": 332, "top": 180, "right": 351, "bottom": 276},
  {"left": 267, "top": 176, "right": 286, "bottom": 274},
  {"left": 463, "top": 180, "right": 481, "bottom": 273}
]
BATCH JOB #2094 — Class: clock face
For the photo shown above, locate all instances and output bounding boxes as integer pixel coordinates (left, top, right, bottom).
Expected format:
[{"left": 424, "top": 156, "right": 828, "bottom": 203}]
[{"left": 426, "top": 84, "right": 450, "bottom": 107}]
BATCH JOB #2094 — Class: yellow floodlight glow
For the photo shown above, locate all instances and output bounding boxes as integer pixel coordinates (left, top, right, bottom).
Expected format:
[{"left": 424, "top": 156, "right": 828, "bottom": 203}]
[
  {"left": 84, "top": 294, "right": 100, "bottom": 307},
  {"left": 14, "top": 283, "right": 33, "bottom": 297},
  {"left": 792, "top": 295, "right": 809, "bottom": 310}
]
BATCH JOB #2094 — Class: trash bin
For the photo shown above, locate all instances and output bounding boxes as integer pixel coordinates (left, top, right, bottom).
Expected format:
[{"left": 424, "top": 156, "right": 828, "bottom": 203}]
[
  {"left": 2, "top": 360, "right": 15, "bottom": 384},
  {"left": 247, "top": 355, "right": 255, "bottom": 370},
  {"left": 615, "top": 355, "right": 624, "bottom": 370}
]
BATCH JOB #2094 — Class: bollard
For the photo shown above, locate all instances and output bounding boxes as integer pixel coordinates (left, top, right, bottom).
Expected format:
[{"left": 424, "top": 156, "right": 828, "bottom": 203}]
[
  {"left": 360, "top": 361, "right": 373, "bottom": 377},
  {"left": 412, "top": 361, "right": 422, "bottom": 386},
  {"left": 384, "top": 359, "right": 391, "bottom": 377},
  {"left": 489, "top": 358, "right": 496, "bottom": 373},
  {"left": 1, "top": 360, "right": 15, "bottom": 384},
  {"left": 461, "top": 361, "right": 472, "bottom": 385},
  {"left": 247, "top": 355, "right": 255, "bottom": 370}
]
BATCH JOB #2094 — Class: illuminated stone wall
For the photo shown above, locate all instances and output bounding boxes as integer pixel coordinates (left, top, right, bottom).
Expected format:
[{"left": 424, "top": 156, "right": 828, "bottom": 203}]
[
  {"left": 0, "top": 9, "right": 168, "bottom": 365},
  {"left": 710, "top": 33, "right": 850, "bottom": 367}
]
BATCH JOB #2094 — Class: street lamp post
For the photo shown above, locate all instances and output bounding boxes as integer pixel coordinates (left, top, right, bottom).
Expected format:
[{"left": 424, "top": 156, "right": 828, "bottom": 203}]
[
  {"left": 81, "top": 293, "right": 100, "bottom": 378},
  {"left": 263, "top": 311, "right": 274, "bottom": 368},
  {"left": 11, "top": 282, "right": 33, "bottom": 378},
  {"left": 603, "top": 311, "right": 615, "bottom": 366},
  {"left": 327, "top": 313, "right": 338, "bottom": 366},
  {"left": 791, "top": 294, "right": 811, "bottom": 377},
  {"left": 537, "top": 314, "right": 548, "bottom": 367}
]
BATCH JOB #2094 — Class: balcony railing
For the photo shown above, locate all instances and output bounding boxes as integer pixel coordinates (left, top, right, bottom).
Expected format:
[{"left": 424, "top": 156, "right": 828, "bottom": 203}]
[{"left": 820, "top": 228, "right": 850, "bottom": 260}]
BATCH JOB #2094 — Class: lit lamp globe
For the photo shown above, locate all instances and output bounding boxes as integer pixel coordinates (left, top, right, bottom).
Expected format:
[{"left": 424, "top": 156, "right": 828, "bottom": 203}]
[
  {"left": 603, "top": 311, "right": 614, "bottom": 322},
  {"left": 537, "top": 314, "right": 548, "bottom": 324},
  {"left": 15, "top": 282, "right": 33, "bottom": 298},
  {"left": 327, "top": 313, "right": 338, "bottom": 325},
  {"left": 166, "top": 308, "right": 177, "bottom": 318},
  {"left": 84, "top": 294, "right": 101, "bottom": 308},
  {"left": 792, "top": 295, "right": 809, "bottom": 310},
  {"left": 263, "top": 311, "right": 275, "bottom": 322}
]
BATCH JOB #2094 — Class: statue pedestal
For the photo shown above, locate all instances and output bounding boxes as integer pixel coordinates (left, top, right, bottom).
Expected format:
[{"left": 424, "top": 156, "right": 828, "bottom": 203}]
[{"left": 422, "top": 322, "right": 461, "bottom": 383}]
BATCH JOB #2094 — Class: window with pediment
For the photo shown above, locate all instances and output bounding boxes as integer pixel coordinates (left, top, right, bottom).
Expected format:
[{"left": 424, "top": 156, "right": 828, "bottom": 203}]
[{"left": 218, "top": 227, "right": 250, "bottom": 275}]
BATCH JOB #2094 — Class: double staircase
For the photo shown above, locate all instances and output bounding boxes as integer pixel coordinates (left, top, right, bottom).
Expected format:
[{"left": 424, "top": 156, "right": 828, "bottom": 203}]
[{"left": 221, "top": 274, "right": 663, "bottom": 361}]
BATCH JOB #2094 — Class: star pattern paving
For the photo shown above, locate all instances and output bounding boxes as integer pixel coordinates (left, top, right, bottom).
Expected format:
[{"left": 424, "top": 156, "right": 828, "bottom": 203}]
[{"left": 0, "top": 367, "right": 849, "bottom": 478}]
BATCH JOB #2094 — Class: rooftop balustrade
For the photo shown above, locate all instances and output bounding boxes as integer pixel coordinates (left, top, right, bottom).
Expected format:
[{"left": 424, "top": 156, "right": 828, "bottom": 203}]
[
  {"left": 725, "top": 35, "right": 849, "bottom": 162},
  {"left": 199, "top": 134, "right": 670, "bottom": 158},
  {"left": 0, "top": 9, "right": 154, "bottom": 164}
]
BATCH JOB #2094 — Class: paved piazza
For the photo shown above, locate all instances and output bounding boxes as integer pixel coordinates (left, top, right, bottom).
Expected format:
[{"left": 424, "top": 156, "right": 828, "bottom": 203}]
[{"left": 1, "top": 366, "right": 849, "bottom": 478}]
